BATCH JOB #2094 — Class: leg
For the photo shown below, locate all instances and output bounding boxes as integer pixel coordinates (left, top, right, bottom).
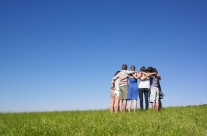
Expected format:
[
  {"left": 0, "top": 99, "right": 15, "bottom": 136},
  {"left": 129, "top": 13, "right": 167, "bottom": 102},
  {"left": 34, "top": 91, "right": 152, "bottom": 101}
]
[
  {"left": 152, "top": 102, "right": 155, "bottom": 111},
  {"left": 144, "top": 90, "right": 149, "bottom": 110},
  {"left": 119, "top": 100, "right": 122, "bottom": 112},
  {"left": 128, "top": 100, "right": 132, "bottom": 112},
  {"left": 114, "top": 96, "right": 119, "bottom": 113},
  {"left": 139, "top": 89, "right": 144, "bottom": 110},
  {"left": 133, "top": 99, "right": 137, "bottom": 112},
  {"left": 155, "top": 101, "right": 159, "bottom": 111},
  {"left": 119, "top": 87, "right": 123, "bottom": 112},
  {"left": 159, "top": 99, "right": 162, "bottom": 110},
  {"left": 150, "top": 87, "right": 157, "bottom": 111},
  {"left": 122, "top": 86, "right": 128, "bottom": 112},
  {"left": 155, "top": 88, "right": 159, "bottom": 111},
  {"left": 110, "top": 97, "right": 115, "bottom": 112},
  {"left": 123, "top": 100, "right": 127, "bottom": 112}
]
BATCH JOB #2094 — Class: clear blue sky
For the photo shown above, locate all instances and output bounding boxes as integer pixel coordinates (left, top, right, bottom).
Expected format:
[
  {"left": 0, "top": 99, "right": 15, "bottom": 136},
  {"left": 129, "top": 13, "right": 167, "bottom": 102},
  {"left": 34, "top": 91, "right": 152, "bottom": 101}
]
[{"left": 1, "top": 0, "right": 207, "bottom": 112}]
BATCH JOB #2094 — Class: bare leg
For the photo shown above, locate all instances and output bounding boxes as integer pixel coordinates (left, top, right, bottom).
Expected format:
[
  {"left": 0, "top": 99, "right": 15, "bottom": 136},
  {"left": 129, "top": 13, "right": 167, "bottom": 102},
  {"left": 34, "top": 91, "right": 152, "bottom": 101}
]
[
  {"left": 119, "top": 100, "right": 122, "bottom": 112},
  {"left": 155, "top": 102, "right": 159, "bottom": 111},
  {"left": 114, "top": 96, "right": 119, "bottom": 113},
  {"left": 110, "top": 97, "right": 115, "bottom": 112},
  {"left": 123, "top": 100, "right": 127, "bottom": 112},
  {"left": 152, "top": 102, "right": 155, "bottom": 111},
  {"left": 128, "top": 100, "right": 132, "bottom": 112},
  {"left": 134, "top": 100, "right": 137, "bottom": 112}
]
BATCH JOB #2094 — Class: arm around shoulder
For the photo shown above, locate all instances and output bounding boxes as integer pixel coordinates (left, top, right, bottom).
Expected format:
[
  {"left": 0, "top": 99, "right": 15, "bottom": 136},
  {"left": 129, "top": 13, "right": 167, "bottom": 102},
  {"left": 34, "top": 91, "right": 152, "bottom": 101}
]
[{"left": 112, "top": 72, "right": 120, "bottom": 81}]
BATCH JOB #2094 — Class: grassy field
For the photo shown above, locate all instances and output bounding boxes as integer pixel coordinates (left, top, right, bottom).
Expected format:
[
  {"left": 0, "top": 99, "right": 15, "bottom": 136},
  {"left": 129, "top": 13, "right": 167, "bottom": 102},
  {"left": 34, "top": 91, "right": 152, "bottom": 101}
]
[{"left": 0, "top": 105, "right": 207, "bottom": 136}]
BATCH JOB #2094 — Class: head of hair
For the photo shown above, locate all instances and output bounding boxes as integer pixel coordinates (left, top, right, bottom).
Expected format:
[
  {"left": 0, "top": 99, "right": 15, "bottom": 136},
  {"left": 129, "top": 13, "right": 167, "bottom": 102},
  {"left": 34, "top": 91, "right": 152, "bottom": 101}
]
[
  {"left": 153, "top": 68, "right": 158, "bottom": 74},
  {"left": 140, "top": 66, "right": 146, "bottom": 72},
  {"left": 114, "top": 71, "right": 120, "bottom": 76},
  {"left": 130, "top": 65, "right": 135, "bottom": 71},
  {"left": 122, "top": 64, "right": 127, "bottom": 70},
  {"left": 147, "top": 66, "right": 154, "bottom": 73}
]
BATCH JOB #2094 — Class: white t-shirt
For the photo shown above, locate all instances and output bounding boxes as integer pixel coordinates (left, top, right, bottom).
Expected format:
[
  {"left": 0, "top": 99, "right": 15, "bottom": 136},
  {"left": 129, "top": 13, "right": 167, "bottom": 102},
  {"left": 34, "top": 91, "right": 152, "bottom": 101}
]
[
  {"left": 139, "top": 77, "right": 150, "bottom": 89},
  {"left": 114, "top": 78, "right": 120, "bottom": 91}
]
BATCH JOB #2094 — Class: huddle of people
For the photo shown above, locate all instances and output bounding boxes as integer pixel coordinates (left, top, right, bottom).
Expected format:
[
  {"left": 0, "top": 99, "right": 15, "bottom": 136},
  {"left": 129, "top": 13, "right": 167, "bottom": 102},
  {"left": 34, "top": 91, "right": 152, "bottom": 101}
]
[{"left": 110, "top": 64, "right": 163, "bottom": 113}]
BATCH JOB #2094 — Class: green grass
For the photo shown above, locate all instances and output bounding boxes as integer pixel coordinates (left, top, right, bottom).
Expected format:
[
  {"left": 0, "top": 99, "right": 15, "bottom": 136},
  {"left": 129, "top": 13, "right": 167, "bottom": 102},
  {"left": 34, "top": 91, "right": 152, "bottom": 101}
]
[{"left": 0, "top": 105, "right": 207, "bottom": 136}]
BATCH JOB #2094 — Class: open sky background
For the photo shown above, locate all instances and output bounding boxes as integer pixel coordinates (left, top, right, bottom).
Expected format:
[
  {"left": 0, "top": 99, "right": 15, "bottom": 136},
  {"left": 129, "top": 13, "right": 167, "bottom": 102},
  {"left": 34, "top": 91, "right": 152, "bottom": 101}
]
[{"left": 1, "top": 0, "right": 207, "bottom": 112}]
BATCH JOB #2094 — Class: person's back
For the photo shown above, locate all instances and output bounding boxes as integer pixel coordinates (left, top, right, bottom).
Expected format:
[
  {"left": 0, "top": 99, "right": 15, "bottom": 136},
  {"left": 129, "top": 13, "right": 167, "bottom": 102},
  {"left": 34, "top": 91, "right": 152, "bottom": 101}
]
[
  {"left": 138, "top": 66, "right": 150, "bottom": 110},
  {"left": 110, "top": 71, "right": 120, "bottom": 113},
  {"left": 127, "top": 65, "right": 138, "bottom": 112},
  {"left": 151, "top": 76, "right": 159, "bottom": 87},
  {"left": 139, "top": 67, "right": 151, "bottom": 89},
  {"left": 139, "top": 78, "right": 150, "bottom": 89},
  {"left": 113, "top": 64, "right": 129, "bottom": 112},
  {"left": 119, "top": 70, "right": 128, "bottom": 86},
  {"left": 149, "top": 68, "right": 161, "bottom": 111}
]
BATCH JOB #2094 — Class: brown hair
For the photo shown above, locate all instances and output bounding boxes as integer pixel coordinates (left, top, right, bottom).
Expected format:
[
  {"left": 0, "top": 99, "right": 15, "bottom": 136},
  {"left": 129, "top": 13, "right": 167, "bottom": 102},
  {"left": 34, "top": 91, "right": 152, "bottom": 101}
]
[
  {"left": 131, "top": 65, "right": 135, "bottom": 71},
  {"left": 140, "top": 66, "right": 146, "bottom": 72},
  {"left": 122, "top": 64, "right": 127, "bottom": 70}
]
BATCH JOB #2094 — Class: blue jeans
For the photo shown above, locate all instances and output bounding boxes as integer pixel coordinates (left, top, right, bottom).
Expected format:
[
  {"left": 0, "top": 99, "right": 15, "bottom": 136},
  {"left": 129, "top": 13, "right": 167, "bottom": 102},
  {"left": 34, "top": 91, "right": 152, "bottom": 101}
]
[{"left": 139, "top": 88, "right": 149, "bottom": 110}]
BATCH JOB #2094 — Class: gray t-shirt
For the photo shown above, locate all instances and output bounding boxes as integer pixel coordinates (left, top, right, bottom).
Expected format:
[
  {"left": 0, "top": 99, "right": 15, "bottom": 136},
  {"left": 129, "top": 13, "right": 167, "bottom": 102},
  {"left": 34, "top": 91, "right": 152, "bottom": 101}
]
[{"left": 151, "top": 76, "right": 159, "bottom": 87}]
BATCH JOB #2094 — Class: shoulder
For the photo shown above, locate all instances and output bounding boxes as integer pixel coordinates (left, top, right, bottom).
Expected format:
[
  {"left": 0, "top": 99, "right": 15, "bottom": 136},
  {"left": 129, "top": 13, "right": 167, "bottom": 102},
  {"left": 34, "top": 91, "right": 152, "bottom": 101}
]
[{"left": 134, "top": 72, "right": 138, "bottom": 76}]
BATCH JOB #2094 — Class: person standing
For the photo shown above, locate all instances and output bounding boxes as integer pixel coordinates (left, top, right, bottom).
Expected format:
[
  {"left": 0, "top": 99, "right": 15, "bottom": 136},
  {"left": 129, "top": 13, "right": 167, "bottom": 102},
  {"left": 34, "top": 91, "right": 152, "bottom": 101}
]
[
  {"left": 149, "top": 68, "right": 161, "bottom": 111},
  {"left": 126, "top": 65, "right": 139, "bottom": 112},
  {"left": 113, "top": 64, "right": 131, "bottom": 112},
  {"left": 138, "top": 66, "right": 150, "bottom": 111},
  {"left": 110, "top": 71, "right": 120, "bottom": 113}
]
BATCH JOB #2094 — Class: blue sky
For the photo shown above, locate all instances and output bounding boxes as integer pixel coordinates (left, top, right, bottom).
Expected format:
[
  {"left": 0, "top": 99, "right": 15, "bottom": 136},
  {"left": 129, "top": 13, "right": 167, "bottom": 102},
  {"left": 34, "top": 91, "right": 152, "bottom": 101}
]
[{"left": 1, "top": 0, "right": 207, "bottom": 112}]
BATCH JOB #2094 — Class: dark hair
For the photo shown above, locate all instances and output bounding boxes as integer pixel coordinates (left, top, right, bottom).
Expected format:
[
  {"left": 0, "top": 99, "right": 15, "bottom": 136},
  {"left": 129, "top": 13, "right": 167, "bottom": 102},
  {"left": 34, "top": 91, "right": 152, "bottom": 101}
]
[
  {"left": 114, "top": 71, "right": 120, "bottom": 76},
  {"left": 122, "top": 64, "right": 127, "bottom": 70},
  {"left": 130, "top": 65, "right": 135, "bottom": 71},
  {"left": 153, "top": 68, "right": 158, "bottom": 73},
  {"left": 140, "top": 66, "right": 146, "bottom": 72},
  {"left": 147, "top": 66, "right": 154, "bottom": 73}
]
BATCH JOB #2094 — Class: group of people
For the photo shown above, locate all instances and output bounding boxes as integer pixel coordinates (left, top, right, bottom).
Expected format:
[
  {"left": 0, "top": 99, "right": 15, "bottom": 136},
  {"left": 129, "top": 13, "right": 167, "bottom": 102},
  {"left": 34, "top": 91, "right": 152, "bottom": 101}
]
[{"left": 110, "top": 64, "right": 163, "bottom": 113}]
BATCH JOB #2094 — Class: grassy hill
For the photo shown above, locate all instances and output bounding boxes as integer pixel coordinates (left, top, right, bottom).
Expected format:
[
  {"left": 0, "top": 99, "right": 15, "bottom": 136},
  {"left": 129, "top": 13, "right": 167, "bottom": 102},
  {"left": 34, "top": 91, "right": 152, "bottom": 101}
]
[{"left": 0, "top": 105, "right": 207, "bottom": 135}]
